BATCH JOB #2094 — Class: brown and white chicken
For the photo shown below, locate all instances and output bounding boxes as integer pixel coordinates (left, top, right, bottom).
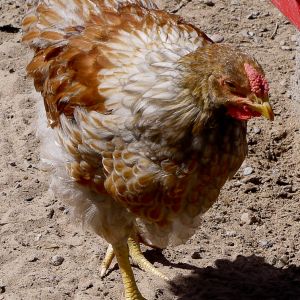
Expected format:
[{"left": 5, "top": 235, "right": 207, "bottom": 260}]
[{"left": 22, "top": 0, "right": 274, "bottom": 299}]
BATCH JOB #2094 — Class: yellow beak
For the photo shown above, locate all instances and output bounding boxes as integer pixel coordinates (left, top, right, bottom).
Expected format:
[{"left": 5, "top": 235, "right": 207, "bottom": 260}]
[{"left": 249, "top": 101, "right": 274, "bottom": 121}]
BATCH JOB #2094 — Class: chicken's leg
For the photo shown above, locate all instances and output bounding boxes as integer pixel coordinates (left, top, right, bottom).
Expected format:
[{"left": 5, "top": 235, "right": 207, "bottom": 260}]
[
  {"left": 128, "top": 237, "right": 169, "bottom": 281},
  {"left": 113, "top": 242, "right": 146, "bottom": 300},
  {"left": 100, "top": 237, "right": 169, "bottom": 281}
]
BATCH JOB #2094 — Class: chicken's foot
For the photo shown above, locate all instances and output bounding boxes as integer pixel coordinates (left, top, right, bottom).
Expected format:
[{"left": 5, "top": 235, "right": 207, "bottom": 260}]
[
  {"left": 128, "top": 237, "right": 169, "bottom": 281},
  {"left": 100, "top": 237, "right": 169, "bottom": 282}
]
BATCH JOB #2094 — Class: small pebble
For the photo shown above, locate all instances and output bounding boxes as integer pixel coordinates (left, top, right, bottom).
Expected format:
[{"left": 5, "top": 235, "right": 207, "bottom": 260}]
[
  {"left": 253, "top": 127, "right": 261, "bottom": 134},
  {"left": 209, "top": 34, "right": 224, "bottom": 43},
  {"left": 243, "top": 167, "right": 253, "bottom": 176},
  {"left": 247, "top": 11, "right": 260, "bottom": 20},
  {"left": 51, "top": 255, "right": 64, "bottom": 266},
  {"left": 241, "top": 212, "right": 257, "bottom": 225},
  {"left": 259, "top": 240, "right": 273, "bottom": 249}
]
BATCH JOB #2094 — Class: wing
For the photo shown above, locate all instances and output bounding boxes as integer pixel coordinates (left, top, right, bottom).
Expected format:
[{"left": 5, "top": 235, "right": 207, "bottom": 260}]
[{"left": 23, "top": 0, "right": 211, "bottom": 126}]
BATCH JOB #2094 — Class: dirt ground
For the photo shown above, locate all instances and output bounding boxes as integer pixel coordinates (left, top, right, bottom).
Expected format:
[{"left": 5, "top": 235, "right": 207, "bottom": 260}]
[{"left": 0, "top": 0, "right": 300, "bottom": 299}]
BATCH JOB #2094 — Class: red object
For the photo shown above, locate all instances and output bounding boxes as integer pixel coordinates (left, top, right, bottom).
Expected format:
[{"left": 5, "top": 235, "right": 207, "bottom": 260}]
[{"left": 271, "top": 0, "right": 300, "bottom": 30}]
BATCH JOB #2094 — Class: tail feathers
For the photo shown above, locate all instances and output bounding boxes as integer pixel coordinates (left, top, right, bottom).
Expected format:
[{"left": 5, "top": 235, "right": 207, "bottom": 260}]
[{"left": 22, "top": 0, "right": 158, "bottom": 50}]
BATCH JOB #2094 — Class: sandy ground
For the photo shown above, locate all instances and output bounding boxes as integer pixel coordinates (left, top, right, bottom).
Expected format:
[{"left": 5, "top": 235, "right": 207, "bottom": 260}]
[{"left": 0, "top": 0, "right": 300, "bottom": 299}]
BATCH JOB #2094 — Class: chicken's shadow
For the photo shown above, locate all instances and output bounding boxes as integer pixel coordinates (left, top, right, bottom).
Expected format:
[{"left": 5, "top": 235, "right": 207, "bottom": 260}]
[
  {"left": 144, "top": 248, "right": 197, "bottom": 271},
  {"left": 146, "top": 252, "right": 300, "bottom": 300}
]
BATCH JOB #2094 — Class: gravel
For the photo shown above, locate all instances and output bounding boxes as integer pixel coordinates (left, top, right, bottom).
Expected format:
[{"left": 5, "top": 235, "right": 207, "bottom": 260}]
[
  {"left": 50, "top": 255, "right": 64, "bottom": 266},
  {"left": 243, "top": 167, "right": 254, "bottom": 176}
]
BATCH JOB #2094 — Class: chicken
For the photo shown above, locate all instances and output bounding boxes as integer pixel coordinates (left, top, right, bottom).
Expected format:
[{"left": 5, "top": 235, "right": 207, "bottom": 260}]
[{"left": 22, "top": 0, "right": 274, "bottom": 299}]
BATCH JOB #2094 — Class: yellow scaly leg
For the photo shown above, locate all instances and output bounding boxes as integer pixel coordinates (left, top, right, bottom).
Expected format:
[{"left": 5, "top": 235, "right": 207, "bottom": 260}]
[
  {"left": 100, "top": 238, "right": 169, "bottom": 282},
  {"left": 113, "top": 242, "right": 146, "bottom": 300}
]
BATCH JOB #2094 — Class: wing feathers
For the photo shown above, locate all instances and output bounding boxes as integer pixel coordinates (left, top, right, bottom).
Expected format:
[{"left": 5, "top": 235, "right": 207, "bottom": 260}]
[{"left": 24, "top": 0, "right": 210, "bottom": 126}]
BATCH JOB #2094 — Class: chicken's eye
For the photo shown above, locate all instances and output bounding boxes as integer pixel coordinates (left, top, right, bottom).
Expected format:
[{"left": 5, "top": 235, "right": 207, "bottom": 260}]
[{"left": 225, "top": 81, "right": 236, "bottom": 89}]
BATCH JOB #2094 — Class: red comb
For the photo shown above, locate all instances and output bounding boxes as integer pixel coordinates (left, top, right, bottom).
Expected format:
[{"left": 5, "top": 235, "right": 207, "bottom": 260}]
[
  {"left": 244, "top": 63, "right": 269, "bottom": 98},
  {"left": 271, "top": 0, "right": 300, "bottom": 30}
]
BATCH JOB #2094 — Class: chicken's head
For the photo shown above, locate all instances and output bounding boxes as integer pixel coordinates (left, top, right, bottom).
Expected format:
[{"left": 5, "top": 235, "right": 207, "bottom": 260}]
[{"left": 180, "top": 43, "right": 274, "bottom": 121}]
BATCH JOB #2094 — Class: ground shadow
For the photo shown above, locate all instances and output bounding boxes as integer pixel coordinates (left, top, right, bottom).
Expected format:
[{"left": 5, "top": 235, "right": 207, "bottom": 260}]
[
  {"left": 144, "top": 248, "right": 198, "bottom": 271},
  {"left": 145, "top": 251, "right": 300, "bottom": 300}
]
